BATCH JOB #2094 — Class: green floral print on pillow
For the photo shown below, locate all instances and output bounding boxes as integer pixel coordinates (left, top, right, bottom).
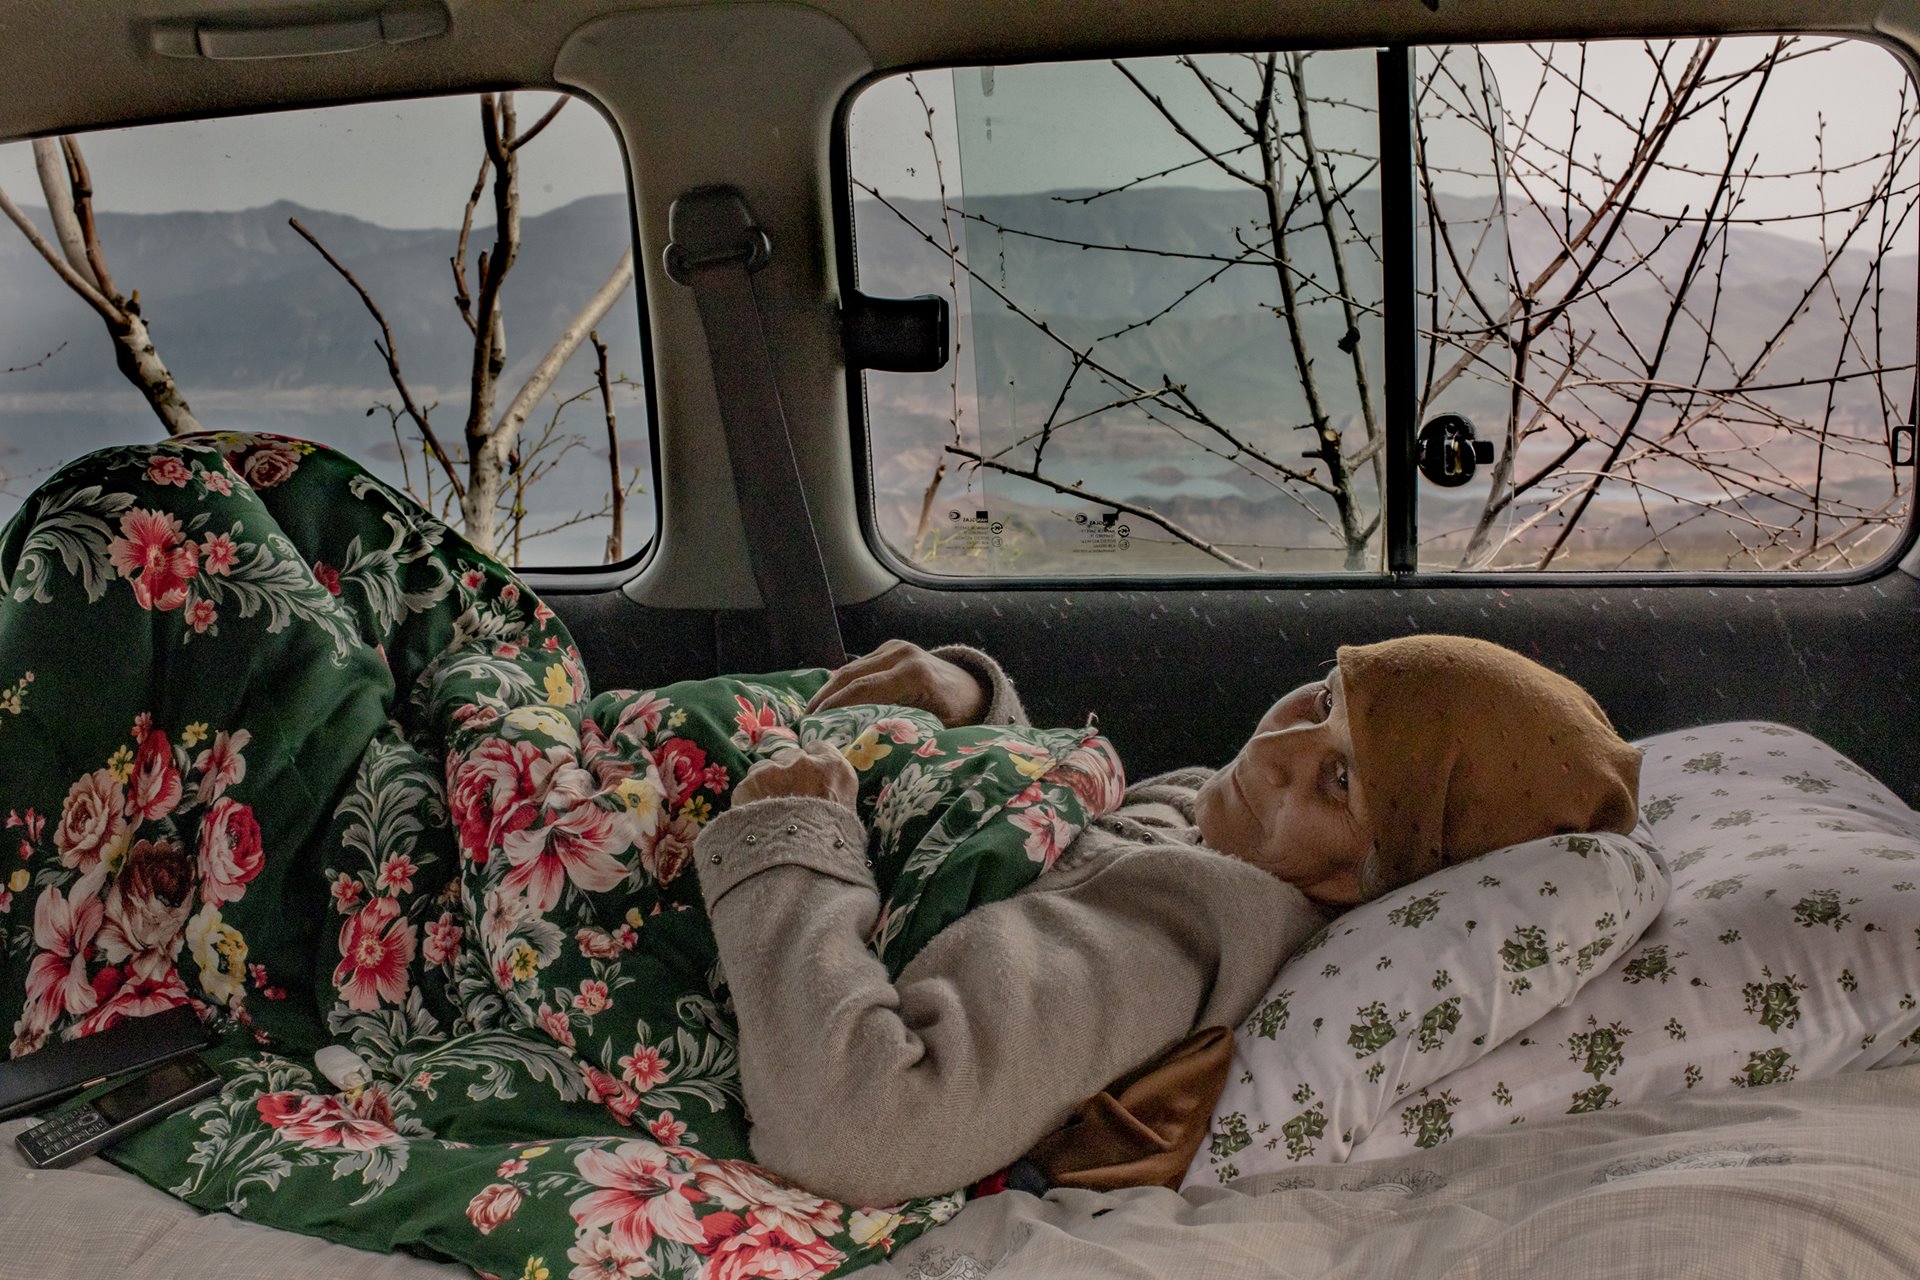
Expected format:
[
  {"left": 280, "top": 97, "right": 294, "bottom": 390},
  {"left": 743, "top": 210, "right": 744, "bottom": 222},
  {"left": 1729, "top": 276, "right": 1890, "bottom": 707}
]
[
  {"left": 1194, "top": 823, "right": 1668, "bottom": 1186},
  {"left": 1334, "top": 721, "right": 1920, "bottom": 1169}
]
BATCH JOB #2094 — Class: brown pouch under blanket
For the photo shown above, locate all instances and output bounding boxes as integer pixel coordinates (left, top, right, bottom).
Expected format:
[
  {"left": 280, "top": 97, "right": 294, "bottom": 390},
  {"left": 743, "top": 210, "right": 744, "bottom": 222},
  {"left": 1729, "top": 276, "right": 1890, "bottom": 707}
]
[{"left": 1019, "top": 1024, "right": 1234, "bottom": 1191}]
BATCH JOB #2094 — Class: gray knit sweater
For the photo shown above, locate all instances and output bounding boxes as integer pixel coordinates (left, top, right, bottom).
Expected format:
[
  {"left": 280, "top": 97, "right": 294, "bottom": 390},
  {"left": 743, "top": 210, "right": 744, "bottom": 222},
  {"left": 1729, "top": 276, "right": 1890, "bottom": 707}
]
[{"left": 691, "top": 648, "right": 1325, "bottom": 1207}]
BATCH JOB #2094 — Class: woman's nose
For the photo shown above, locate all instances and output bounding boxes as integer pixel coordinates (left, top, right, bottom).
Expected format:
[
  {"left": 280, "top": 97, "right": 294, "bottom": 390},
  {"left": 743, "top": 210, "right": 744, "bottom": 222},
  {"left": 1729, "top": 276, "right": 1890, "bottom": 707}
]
[{"left": 1245, "top": 733, "right": 1297, "bottom": 784}]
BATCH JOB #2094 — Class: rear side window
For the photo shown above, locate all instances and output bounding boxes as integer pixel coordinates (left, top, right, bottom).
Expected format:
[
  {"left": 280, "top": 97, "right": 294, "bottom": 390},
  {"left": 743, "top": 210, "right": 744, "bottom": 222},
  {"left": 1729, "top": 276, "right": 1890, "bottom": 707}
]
[
  {"left": 848, "top": 37, "right": 1918, "bottom": 576},
  {"left": 0, "top": 92, "right": 648, "bottom": 568}
]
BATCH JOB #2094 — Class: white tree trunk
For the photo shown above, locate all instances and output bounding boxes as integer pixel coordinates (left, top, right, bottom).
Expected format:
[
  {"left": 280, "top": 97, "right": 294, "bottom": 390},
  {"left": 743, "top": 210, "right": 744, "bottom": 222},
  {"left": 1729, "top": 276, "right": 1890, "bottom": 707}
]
[
  {"left": 112, "top": 308, "right": 204, "bottom": 436},
  {"left": 489, "top": 249, "right": 634, "bottom": 459},
  {"left": 30, "top": 139, "right": 97, "bottom": 290},
  {"left": 7, "top": 139, "right": 202, "bottom": 437},
  {"left": 462, "top": 247, "right": 635, "bottom": 555}
]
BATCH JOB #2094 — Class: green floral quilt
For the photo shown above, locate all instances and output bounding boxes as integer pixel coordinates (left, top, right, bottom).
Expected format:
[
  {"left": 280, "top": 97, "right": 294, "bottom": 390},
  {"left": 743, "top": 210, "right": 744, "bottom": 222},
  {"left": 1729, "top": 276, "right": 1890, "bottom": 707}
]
[{"left": 0, "top": 436, "right": 1125, "bottom": 1280}]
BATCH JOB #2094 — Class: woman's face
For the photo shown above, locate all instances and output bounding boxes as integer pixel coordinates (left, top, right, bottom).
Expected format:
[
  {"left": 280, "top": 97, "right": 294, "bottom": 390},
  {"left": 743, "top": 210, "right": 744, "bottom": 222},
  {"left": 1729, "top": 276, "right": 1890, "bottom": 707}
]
[{"left": 1194, "top": 667, "right": 1375, "bottom": 905}]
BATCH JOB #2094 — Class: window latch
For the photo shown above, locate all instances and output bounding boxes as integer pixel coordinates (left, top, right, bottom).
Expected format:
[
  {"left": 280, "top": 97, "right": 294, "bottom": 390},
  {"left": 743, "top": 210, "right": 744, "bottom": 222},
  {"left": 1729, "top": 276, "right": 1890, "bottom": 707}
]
[
  {"left": 1418, "top": 413, "right": 1496, "bottom": 488},
  {"left": 843, "top": 293, "right": 949, "bottom": 373},
  {"left": 151, "top": 3, "right": 449, "bottom": 60}
]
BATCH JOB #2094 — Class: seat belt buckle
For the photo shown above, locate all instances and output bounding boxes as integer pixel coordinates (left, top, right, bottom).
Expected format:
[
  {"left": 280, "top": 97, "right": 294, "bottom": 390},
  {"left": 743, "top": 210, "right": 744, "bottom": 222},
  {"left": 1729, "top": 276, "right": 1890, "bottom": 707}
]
[{"left": 664, "top": 185, "right": 773, "bottom": 284}]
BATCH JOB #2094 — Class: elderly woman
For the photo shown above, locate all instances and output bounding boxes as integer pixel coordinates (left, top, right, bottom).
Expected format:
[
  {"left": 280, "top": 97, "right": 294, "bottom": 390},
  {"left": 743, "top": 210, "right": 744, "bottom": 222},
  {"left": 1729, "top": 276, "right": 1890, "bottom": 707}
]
[{"left": 691, "top": 635, "right": 1641, "bottom": 1206}]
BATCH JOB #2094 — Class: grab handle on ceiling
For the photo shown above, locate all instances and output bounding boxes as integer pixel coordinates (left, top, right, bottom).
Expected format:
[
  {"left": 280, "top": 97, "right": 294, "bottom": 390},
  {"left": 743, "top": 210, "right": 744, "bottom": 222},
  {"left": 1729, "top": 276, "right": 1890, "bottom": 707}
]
[{"left": 151, "top": 3, "right": 448, "bottom": 60}]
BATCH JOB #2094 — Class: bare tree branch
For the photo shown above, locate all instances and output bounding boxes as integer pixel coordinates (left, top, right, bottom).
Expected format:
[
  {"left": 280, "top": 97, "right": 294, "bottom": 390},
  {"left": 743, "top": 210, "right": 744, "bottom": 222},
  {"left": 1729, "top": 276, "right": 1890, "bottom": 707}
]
[
  {"left": 477, "top": 247, "right": 636, "bottom": 504},
  {"left": 1113, "top": 59, "right": 1262, "bottom": 187},
  {"left": 451, "top": 153, "right": 490, "bottom": 337},
  {"left": 1, "top": 341, "right": 66, "bottom": 375},
  {"left": 459, "top": 91, "right": 519, "bottom": 552},
  {"left": 0, "top": 181, "right": 117, "bottom": 319},
  {"left": 507, "top": 97, "right": 569, "bottom": 151},
  {"left": 911, "top": 459, "right": 948, "bottom": 560},
  {"left": 1286, "top": 51, "right": 1382, "bottom": 497},
  {"left": 61, "top": 138, "right": 118, "bottom": 304},
  {"left": 288, "top": 215, "right": 465, "bottom": 499},
  {"left": 30, "top": 139, "right": 96, "bottom": 290},
  {"left": 3, "top": 137, "right": 202, "bottom": 436},
  {"left": 591, "top": 329, "right": 624, "bottom": 563}
]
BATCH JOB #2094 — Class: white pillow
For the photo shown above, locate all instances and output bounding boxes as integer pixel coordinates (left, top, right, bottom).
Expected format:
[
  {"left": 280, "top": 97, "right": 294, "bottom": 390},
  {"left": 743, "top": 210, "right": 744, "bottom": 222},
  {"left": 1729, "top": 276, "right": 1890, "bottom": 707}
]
[
  {"left": 1343, "top": 722, "right": 1920, "bottom": 1166},
  {"left": 1185, "top": 825, "right": 1669, "bottom": 1186}
]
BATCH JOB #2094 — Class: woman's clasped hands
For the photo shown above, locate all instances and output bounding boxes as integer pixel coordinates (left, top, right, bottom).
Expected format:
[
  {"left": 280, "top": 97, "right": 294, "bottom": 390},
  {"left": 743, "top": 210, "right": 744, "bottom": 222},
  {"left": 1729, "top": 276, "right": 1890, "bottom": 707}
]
[{"left": 731, "top": 640, "right": 985, "bottom": 812}]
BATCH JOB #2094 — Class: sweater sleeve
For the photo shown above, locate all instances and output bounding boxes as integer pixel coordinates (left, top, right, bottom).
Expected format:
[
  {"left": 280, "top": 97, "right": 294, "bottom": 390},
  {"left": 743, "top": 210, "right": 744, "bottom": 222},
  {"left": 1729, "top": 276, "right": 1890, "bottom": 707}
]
[
  {"left": 927, "top": 643, "right": 1028, "bottom": 727},
  {"left": 693, "top": 793, "right": 1312, "bottom": 1207}
]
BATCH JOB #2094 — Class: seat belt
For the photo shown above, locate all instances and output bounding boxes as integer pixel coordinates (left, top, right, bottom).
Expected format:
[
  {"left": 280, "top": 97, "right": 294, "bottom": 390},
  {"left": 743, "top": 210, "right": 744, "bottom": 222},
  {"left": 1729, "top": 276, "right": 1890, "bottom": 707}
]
[{"left": 665, "top": 186, "right": 847, "bottom": 671}]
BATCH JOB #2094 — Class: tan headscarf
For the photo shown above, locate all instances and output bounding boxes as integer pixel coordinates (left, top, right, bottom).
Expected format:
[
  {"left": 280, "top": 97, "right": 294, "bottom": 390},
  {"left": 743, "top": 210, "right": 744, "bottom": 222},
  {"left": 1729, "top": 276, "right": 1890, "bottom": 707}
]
[{"left": 1338, "top": 635, "right": 1641, "bottom": 897}]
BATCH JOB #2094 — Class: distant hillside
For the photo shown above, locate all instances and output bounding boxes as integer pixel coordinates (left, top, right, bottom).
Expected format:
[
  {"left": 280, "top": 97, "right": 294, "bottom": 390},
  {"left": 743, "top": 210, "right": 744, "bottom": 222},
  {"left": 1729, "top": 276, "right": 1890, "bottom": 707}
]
[
  {"left": 4, "top": 185, "right": 1901, "bottom": 417},
  {"left": 852, "top": 186, "right": 1913, "bottom": 441},
  {"left": 851, "top": 187, "right": 1916, "bottom": 571},
  {"left": 0, "top": 194, "right": 647, "bottom": 565},
  {"left": 856, "top": 187, "right": 1915, "bottom": 325},
  {"left": 2, "top": 185, "right": 1908, "bottom": 571},
  {"left": 0, "top": 194, "right": 643, "bottom": 399}
]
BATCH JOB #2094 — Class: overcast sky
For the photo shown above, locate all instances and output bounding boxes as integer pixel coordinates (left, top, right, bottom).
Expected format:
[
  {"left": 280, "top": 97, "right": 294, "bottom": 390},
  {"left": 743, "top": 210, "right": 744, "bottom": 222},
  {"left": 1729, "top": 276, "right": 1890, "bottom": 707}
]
[
  {"left": 0, "top": 90, "right": 626, "bottom": 229},
  {"left": 1, "top": 35, "right": 1911, "bottom": 245},
  {"left": 848, "top": 35, "right": 1916, "bottom": 245}
]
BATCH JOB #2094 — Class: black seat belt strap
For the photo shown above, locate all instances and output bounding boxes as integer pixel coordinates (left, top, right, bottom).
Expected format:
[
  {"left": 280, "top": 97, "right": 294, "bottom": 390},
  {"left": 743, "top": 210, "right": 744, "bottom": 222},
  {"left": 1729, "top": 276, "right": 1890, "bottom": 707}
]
[{"left": 665, "top": 186, "right": 847, "bottom": 670}]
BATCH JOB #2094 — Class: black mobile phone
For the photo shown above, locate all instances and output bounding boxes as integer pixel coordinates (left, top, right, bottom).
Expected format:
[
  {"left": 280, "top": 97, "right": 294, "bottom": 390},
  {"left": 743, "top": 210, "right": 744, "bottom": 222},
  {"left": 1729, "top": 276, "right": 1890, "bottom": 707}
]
[
  {"left": 0, "top": 1005, "right": 211, "bottom": 1122},
  {"left": 15, "top": 1055, "right": 222, "bottom": 1170}
]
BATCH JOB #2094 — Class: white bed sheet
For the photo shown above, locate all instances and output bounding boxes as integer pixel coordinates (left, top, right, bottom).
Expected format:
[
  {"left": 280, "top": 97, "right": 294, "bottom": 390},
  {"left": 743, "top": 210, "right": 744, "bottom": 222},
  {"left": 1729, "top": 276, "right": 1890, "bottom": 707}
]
[
  {"left": 9, "top": 1064, "right": 1920, "bottom": 1279},
  {"left": 861, "top": 1062, "right": 1920, "bottom": 1279},
  {"left": 0, "top": 1116, "right": 466, "bottom": 1280}
]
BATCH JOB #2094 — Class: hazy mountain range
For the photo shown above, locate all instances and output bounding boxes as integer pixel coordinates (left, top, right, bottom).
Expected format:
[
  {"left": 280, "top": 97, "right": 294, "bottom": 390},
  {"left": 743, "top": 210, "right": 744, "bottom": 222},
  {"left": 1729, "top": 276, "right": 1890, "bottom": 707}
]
[
  {"left": 850, "top": 187, "right": 1915, "bottom": 570},
  {"left": 3, "top": 184, "right": 1904, "bottom": 418},
  {"left": 0, "top": 193, "right": 647, "bottom": 563},
  {"left": 1, "top": 186, "right": 1909, "bottom": 570},
  {"left": 854, "top": 186, "right": 1917, "bottom": 426},
  {"left": 0, "top": 193, "right": 644, "bottom": 401}
]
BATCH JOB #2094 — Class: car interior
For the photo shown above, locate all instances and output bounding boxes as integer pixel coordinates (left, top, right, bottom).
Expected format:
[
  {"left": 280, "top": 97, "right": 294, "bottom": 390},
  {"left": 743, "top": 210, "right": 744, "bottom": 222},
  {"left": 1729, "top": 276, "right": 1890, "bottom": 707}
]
[{"left": 3, "top": 0, "right": 1920, "bottom": 1276}]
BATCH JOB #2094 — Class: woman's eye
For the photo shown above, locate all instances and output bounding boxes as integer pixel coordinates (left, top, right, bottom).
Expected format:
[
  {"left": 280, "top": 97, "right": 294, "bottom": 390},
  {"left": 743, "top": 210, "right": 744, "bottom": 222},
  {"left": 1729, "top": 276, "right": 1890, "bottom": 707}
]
[{"left": 1334, "top": 763, "right": 1349, "bottom": 792}]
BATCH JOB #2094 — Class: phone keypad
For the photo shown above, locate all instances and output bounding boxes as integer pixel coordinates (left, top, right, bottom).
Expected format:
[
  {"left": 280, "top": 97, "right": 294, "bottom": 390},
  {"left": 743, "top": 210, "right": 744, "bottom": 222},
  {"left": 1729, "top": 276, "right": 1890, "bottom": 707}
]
[{"left": 18, "top": 1106, "right": 112, "bottom": 1166}]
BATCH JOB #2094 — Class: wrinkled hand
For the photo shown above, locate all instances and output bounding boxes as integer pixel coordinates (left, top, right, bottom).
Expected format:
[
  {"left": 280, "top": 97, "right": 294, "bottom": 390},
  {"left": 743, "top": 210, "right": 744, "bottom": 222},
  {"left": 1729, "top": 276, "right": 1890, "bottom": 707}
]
[
  {"left": 733, "top": 740, "right": 860, "bottom": 811},
  {"left": 807, "top": 639, "right": 987, "bottom": 727}
]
